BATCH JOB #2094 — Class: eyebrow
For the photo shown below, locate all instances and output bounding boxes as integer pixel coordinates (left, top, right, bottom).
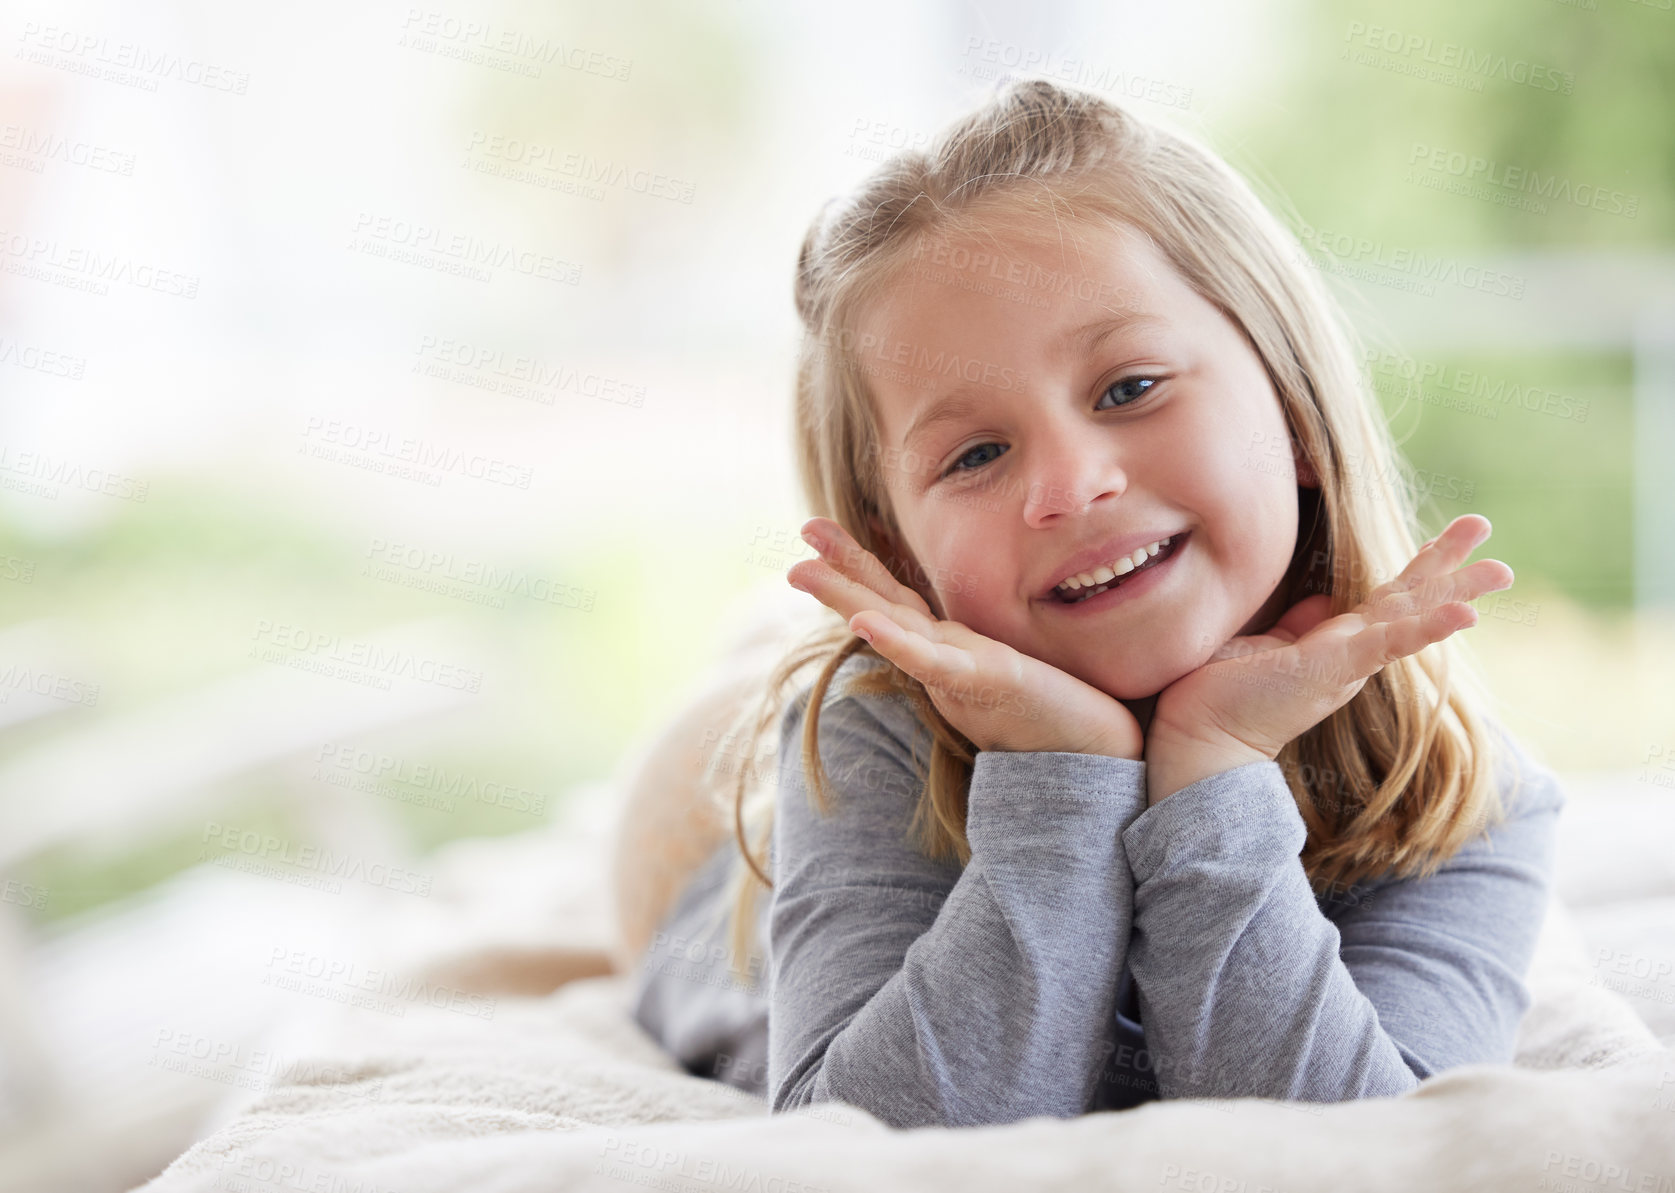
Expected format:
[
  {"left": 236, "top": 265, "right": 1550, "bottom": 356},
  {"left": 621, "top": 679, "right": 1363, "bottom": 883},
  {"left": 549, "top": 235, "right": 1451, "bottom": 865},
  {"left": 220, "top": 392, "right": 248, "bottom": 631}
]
[
  {"left": 902, "top": 390, "right": 988, "bottom": 453},
  {"left": 897, "top": 311, "right": 1160, "bottom": 452},
  {"left": 1061, "top": 310, "right": 1160, "bottom": 353}
]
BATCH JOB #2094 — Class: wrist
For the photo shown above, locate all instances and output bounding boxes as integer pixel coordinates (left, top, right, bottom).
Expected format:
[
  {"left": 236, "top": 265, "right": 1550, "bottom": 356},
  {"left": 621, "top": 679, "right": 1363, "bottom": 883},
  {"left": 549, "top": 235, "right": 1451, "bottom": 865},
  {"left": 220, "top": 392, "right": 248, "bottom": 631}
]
[
  {"left": 1069, "top": 734, "right": 1144, "bottom": 762},
  {"left": 986, "top": 742, "right": 1143, "bottom": 761},
  {"left": 1144, "top": 729, "right": 1271, "bottom": 806}
]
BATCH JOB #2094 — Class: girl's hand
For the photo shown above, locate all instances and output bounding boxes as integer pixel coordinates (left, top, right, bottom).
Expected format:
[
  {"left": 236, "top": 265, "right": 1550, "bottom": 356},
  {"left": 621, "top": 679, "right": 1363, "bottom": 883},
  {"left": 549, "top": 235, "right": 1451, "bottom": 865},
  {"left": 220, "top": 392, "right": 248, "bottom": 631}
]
[
  {"left": 786, "top": 517, "right": 1145, "bottom": 760},
  {"left": 1145, "top": 514, "right": 1514, "bottom": 801}
]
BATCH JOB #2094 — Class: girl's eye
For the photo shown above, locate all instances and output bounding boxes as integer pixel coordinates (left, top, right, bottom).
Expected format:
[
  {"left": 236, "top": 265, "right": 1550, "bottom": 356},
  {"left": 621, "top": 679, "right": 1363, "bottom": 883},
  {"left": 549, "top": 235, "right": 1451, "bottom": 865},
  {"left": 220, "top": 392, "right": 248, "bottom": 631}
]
[
  {"left": 937, "top": 377, "right": 1161, "bottom": 481},
  {"left": 1097, "top": 376, "right": 1158, "bottom": 409},
  {"left": 942, "top": 442, "right": 1006, "bottom": 478}
]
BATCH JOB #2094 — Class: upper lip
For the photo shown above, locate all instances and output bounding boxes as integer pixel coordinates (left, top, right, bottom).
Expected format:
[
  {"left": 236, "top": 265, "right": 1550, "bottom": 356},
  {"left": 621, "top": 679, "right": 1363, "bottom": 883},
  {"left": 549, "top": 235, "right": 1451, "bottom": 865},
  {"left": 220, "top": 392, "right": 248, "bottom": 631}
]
[{"left": 1037, "top": 528, "right": 1186, "bottom": 599}]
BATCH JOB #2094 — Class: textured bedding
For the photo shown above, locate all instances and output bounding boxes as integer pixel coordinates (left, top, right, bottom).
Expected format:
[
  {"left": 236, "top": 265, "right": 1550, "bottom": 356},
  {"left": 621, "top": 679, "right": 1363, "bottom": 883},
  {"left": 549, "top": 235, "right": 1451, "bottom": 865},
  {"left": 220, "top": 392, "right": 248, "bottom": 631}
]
[{"left": 132, "top": 775, "right": 1675, "bottom": 1193}]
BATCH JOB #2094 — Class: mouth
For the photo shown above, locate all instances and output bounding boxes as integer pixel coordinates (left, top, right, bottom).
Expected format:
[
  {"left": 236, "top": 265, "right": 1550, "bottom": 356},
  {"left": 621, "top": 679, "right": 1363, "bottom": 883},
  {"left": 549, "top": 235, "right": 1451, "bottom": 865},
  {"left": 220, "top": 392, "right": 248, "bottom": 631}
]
[{"left": 1045, "top": 531, "right": 1189, "bottom": 609}]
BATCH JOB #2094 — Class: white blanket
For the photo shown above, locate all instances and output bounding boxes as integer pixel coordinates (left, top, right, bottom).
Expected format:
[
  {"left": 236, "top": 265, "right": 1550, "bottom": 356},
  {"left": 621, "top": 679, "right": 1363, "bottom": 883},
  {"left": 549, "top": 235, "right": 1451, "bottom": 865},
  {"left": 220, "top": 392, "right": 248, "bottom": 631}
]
[{"left": 132, "top": 779, "right": 1675, "bottom": 1193}]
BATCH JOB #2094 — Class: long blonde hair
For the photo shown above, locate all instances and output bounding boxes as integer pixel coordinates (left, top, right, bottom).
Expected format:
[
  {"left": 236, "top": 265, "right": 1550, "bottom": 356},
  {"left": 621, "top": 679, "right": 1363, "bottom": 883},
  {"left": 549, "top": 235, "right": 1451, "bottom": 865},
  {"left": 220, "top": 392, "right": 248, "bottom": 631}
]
[{"left": 711, "top": 77, "right": 1522, "bottom": 979}]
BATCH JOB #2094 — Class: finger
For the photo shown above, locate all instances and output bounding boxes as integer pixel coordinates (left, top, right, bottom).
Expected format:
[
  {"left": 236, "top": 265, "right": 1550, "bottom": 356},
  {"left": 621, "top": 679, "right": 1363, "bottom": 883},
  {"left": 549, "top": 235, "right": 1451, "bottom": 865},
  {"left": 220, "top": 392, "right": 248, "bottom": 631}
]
[
  {"left": 847, "top": 607, "right": 978, "bottom": 692},
  {"left": 1266, "top": 593, "right": 1335, "bottom": 644},
  {"left": 787, "top": 556, "right": 943, "bottom": 641},
  {"left": 1203, "top": 594, "right": 1333, "bottom": 663},
  {"left": 1385, "top": 515, "right": 1493, "bottom": 595},
  {"left": 800, "top": 517, "right": 935, "bottom": 618},
  {"left": 1345, "top": 601, "right": 1478, "bottom": 677},
  {"left": 1365, "top": 558, "right": 1514, "bottom": 623}
]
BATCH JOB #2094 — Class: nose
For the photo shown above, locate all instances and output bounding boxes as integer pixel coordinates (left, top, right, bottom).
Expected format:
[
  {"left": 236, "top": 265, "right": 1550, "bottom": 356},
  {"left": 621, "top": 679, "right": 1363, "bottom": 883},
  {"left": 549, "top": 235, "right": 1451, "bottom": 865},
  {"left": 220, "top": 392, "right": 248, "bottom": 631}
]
[{"left": 1020, "top": 425, "right": 1127, "bottom": 528}]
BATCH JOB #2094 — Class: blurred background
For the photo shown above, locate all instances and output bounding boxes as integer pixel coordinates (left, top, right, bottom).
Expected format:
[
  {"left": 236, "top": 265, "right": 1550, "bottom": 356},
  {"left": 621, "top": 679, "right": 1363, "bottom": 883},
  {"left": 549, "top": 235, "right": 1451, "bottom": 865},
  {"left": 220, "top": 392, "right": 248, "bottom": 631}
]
[{"left": 0, "top": 0, "right": 1671, "bottom": 1187}]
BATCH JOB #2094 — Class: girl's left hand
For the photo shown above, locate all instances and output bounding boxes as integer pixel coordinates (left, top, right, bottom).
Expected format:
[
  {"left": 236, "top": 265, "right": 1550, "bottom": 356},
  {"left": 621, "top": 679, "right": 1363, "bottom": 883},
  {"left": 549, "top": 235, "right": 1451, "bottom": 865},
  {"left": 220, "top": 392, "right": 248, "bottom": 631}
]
[{"left": 1147, "top": 514, "right": 1514, "bottom": 780}]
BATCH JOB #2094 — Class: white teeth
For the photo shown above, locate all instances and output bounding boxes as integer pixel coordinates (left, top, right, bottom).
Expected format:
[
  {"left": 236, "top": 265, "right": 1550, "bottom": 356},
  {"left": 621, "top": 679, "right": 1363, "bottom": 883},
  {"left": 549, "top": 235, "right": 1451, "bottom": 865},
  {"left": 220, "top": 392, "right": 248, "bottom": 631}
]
[{"left": 1057, "top": 536, "right": 1174, "bottom": 592}]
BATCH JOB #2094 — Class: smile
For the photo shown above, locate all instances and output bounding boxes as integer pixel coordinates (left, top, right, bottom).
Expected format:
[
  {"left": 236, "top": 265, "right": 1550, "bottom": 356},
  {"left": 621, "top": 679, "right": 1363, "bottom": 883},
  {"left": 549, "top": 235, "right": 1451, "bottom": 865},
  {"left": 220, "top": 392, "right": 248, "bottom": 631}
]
[{"left": 1048, "top": 532, "right": 1188, "bottom": 608}]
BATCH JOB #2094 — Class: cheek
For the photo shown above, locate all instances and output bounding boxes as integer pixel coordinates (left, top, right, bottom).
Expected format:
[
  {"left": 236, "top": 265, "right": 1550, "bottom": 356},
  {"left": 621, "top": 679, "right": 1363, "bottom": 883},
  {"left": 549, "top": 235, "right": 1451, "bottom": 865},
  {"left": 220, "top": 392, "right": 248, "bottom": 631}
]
[
  {"left": 915, "top": 523, "right": 1015, "bottom": 629},
  {"left": 1174, "top": 408, "right": 1299, "bottom": 588}
]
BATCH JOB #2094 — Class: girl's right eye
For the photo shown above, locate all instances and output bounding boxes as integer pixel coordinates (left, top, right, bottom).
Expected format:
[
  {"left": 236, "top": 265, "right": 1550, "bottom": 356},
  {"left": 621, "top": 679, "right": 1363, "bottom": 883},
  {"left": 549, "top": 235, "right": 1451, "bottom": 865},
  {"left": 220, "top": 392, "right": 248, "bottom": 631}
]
[{"left": 941, "top": 442, "right": 1007, "bottom": 479}]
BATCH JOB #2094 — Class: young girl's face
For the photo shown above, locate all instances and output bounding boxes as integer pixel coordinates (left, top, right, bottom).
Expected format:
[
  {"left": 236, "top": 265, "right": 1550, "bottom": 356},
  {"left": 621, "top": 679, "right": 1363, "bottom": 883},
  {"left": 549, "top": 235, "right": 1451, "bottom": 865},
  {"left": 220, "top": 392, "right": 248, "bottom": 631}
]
[{"left": 854, "top": 213, "right": 1312, "bottom": 702}]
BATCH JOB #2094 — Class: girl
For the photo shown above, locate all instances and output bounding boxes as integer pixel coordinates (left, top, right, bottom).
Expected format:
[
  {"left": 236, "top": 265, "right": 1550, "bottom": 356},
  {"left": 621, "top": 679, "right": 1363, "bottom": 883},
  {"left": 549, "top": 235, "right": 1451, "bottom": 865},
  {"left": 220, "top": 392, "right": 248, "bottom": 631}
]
[{"left": 626, "top": 77, "right": 1563, "bottom": 1129}]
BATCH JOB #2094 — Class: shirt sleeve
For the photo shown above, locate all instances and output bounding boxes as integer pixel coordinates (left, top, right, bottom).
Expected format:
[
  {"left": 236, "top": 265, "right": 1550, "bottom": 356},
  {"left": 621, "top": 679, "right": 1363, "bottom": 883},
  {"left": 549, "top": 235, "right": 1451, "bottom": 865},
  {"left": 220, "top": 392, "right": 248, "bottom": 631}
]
[
  {"left": 767, "top": 655, "right": 1149, "bottom": 1128},
  {"left": 1119, "top": 720, "right": 1565, "bottom": 1102}
]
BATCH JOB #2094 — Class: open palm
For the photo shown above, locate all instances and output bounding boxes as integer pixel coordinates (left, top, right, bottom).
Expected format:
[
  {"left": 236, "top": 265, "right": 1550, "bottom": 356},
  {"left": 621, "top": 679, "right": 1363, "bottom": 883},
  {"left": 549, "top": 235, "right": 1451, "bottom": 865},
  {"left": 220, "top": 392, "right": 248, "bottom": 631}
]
[
  {"left": 1150, "top": 514, "right": 1514, "bottom": 760},
  {"left": 787, "top": 517, "right": 1145, "bottom": 760}
]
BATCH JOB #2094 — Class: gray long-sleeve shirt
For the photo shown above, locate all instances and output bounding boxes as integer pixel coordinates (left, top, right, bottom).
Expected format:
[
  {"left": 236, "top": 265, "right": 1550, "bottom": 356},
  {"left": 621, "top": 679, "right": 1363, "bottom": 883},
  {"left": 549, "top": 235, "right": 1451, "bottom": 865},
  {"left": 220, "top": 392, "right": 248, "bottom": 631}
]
[{"left": 628, "top": 651, "right": 1563, "bottom": 1128}]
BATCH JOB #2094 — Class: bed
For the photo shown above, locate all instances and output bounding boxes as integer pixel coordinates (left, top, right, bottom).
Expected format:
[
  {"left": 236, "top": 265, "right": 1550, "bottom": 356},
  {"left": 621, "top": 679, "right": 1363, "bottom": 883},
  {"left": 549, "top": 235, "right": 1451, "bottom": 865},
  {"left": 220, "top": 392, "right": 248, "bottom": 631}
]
[{"left": 130, "top": 596, "right": 1675, "bottom": 1193}]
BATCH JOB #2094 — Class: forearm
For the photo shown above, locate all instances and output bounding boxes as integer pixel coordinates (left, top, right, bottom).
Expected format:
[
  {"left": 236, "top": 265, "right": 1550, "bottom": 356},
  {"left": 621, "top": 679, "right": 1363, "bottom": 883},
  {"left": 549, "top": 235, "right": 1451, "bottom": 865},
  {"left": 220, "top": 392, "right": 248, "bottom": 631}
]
[
  {"left": 1122, "top": 761, "right": 1422, "bottom": 1101},
  {"left": 773, "top": 750, "right": 1148, "bottom": 1127}
]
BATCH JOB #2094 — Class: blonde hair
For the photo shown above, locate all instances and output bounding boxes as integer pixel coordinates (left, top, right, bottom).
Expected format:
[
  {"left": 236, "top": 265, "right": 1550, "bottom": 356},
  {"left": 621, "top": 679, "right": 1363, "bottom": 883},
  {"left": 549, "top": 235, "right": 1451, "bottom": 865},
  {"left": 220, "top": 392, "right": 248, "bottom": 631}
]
[{"left": 710, "top": 77, "right": 1522, "bottom": 980}]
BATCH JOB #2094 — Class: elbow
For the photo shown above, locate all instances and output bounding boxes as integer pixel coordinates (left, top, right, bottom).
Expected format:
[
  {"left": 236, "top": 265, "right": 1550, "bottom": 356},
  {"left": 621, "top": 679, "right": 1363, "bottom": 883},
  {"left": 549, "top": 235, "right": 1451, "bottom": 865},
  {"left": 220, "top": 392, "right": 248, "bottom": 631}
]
[
  {"left": 768, "top": 1072, "right": 813, "bottom": 1116},
  {"left": 769, "top": 1057, "right": 853, "bottom": 1120},
  {"left": 769, "top": 1058, "right": 962, "bottom": 1130},
  {"left": 1393, "top": 1038, "right": 1439, "bottom": 1086}
]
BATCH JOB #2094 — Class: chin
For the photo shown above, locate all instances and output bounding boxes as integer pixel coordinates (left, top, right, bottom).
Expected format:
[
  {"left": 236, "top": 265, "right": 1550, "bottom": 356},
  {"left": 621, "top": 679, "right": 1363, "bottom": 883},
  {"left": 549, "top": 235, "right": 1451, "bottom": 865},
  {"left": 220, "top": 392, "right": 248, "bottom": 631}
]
[{"left": 1076, "top": 653, "right": 1189, "bottom": 703}]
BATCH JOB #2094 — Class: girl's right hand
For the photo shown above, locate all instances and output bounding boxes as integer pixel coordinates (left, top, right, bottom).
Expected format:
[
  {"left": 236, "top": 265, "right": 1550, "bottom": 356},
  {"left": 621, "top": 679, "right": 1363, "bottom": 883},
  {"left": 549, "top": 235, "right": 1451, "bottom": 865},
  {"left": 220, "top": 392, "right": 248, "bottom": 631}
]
[{"left": 786, "top": 517, "right": 1144, "bottom": 761}]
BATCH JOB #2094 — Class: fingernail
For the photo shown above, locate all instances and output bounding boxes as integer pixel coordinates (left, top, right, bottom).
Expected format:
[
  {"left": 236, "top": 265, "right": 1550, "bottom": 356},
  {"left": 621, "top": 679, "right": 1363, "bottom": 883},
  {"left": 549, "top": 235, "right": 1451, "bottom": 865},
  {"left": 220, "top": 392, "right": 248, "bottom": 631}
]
[
  {"left": 788, "top": 575, "right": 808, "bottom": 593},
  {"left": 853, "top": 625, "right": 873, "bottom": 643},
  {"left": 800, "top": 528, "right": 826, "bottom": 554}
]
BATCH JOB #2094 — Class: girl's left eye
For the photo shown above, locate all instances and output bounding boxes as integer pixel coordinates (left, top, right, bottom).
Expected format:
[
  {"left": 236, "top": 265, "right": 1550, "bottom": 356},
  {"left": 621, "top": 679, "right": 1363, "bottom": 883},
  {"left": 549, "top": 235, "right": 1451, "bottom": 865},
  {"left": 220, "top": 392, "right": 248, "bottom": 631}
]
[
  {"left": 943, "top": 442, "right": 1006, "bottom": 478},
  {"left": 1097, "top": 376, "right": 1158, "bottom": 408}
]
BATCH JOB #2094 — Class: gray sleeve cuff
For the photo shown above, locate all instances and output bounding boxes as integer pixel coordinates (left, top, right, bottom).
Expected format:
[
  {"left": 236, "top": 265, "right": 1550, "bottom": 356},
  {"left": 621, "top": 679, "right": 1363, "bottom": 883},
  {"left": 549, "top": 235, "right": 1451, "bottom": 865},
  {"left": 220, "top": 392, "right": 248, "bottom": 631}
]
[
  {"left": 966, "top": 750, "right": 1147, "bottom": 853},
  {"left": 1121, "top": 759, "right": 1304, "bottom": 883}
]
